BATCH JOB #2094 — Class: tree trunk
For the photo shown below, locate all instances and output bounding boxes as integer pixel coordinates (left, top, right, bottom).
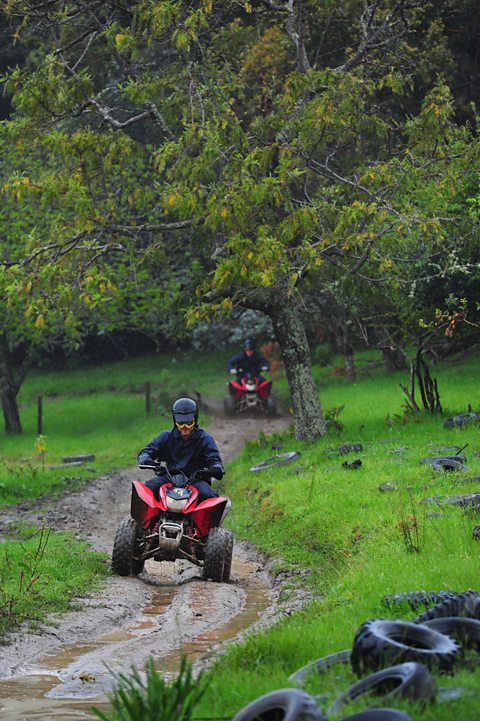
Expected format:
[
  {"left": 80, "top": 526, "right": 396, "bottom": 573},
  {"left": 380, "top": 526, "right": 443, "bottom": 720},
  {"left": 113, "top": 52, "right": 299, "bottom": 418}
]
[
  {"left": 267, "top": 301, "right": 326, "bottom": 440},
  {"left": 333, "top": 322, "right": 356, "bottom": 380},
  {"left": 0, "top": 332, "right": 27, "bottom": 435},
  {"left": 382, "top": 345, "right": 407, "bottom": 371},
  {"left": 1, "top": 388, "right": 22, "bottom": 434}
]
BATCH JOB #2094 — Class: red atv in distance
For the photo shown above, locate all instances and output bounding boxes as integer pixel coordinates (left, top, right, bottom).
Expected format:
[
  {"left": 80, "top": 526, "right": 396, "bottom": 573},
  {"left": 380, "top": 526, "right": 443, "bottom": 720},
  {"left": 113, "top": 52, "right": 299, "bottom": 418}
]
[
  {"left": 224, "top": 370, "right": 277, "bottom": 417},
  {"left": 112, "top": 465, "right": 233, "bottom": 582}
]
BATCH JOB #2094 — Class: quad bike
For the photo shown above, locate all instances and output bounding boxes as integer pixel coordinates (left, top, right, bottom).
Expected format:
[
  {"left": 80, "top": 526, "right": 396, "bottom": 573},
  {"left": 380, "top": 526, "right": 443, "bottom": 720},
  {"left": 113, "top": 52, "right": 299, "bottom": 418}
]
[
  {"left": 112, "top": 465, "right": 233, "bottom": 582},
  {"left": 224, "top": 369, "right": 277, "bottom": 416}
]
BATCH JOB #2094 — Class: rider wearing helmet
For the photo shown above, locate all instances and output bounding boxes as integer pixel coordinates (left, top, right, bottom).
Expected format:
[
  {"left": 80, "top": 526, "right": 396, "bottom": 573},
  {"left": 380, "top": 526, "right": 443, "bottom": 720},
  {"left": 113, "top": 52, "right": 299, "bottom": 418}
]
[
  {"left": 137, "top": 397, "right": 224, "bottom": 501},
  {"left": 227, "top": 339, "right": 270, "bottom": 382}
]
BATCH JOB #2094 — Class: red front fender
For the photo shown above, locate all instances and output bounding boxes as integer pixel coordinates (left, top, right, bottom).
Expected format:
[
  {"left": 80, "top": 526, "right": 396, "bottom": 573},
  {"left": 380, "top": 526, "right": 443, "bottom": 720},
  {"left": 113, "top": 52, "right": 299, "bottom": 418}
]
[
  {"left": 131, "top": 480, "right": 162, "bottom": 529},
  {"left": 192, "top": 496, "right": 231, "bottom": 538}
]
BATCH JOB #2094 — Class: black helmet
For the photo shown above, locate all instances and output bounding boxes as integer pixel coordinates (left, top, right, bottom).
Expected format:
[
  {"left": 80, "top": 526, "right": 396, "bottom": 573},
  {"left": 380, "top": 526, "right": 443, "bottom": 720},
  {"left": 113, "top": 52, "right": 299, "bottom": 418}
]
[
  {"left": 244, "top": 339, "right": 256, "bottom": 350},
  {"left": 172, "top": 397, "right": 198, "bottom": 425}
]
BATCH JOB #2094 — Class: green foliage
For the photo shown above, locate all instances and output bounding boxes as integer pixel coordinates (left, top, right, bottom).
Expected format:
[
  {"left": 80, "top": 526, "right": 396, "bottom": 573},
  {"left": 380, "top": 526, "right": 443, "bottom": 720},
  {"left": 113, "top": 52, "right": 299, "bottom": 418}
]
[
  {"left": 196, "top": 351, "right": 480, "bottom": 718},
  {"left": 2, "top": 0, "right": 480, "bottom": 441},
  {"left": 0, "top": 524, "right": 108, "bottom": 637},
  {"left": 90, "top": 656, "right": 208, "bottom": 721},
  {"left": 0, "top": 350, "right": 228, "bottom": 502}
]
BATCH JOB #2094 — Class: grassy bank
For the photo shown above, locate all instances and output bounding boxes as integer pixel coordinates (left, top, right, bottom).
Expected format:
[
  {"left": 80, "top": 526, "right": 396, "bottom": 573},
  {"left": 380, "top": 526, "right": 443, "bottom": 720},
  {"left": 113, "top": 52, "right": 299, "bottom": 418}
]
[
  {"left": 2, "top": 347, "right": 480, "bottom": 720},
  {"left": 1, "top": 350, "right": 228, "bottom": 503},
  {"left": 0, "top": 525, "right": 108, "bottom": 639},
  {"left": 197, "top": 351, "right": 480, "bottom": 720}
]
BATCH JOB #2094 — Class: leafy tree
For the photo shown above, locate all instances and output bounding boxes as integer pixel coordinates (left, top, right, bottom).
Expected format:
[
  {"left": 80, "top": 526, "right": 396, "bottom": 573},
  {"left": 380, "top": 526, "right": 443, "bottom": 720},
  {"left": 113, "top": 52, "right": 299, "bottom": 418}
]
[{"left": 1, "top": 0, "right": 480, "bottom": 439}]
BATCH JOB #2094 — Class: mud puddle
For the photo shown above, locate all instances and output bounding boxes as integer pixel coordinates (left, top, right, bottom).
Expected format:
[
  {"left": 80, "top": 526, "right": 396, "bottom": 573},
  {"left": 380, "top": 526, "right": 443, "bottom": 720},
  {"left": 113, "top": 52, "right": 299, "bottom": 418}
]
[{"left": 0, "top": 557, "right": 271, "bottom": 721}]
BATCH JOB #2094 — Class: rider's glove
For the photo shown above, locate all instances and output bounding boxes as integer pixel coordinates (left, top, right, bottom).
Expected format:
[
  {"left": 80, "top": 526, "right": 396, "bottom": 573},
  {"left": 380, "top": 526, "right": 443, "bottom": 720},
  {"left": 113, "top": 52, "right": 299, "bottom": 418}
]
[
  {"left": 261, "top": 366, "right": 268, "bottom": 371},
  {"left": 195, "top": 469, "right": 211, "bottom": 482},
  {"left": 229, "top": 368, "right": 237, "bottom": 374},
  {"left": 208, "top": 466, "right": 224, "bottom": 481}
]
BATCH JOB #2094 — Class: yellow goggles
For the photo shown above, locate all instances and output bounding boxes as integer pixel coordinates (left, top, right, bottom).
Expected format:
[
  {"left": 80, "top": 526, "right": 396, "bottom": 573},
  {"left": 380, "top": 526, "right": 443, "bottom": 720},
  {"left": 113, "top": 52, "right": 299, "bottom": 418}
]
[{"left": 175, "top": 420, "right": 195, "bottom": 429}]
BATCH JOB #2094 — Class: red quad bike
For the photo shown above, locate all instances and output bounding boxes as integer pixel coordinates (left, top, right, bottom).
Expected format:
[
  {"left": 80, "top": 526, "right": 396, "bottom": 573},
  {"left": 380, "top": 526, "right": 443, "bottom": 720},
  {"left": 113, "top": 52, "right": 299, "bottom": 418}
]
[
  {"left": 224, "top": 370, "right": 277, "bottom": 416},
  {"left": 112, "top": 465, "right": 233, "bottom": 582}
]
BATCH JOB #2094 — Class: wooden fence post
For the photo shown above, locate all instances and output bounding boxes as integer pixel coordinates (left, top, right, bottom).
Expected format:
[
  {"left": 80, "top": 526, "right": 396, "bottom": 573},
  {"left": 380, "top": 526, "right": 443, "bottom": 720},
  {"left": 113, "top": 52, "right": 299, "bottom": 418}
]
[
  {"left": 37, "top": 395, "right": 43, "bottom": 435},
  {"left": 145, "top": 381, "right": 151, "bottom": 415}
]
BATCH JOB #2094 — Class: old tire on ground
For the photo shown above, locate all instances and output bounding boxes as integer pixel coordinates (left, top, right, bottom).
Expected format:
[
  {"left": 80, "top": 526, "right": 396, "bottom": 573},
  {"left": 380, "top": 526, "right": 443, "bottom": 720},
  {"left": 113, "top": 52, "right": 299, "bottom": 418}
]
[
  {"left": 338, "top": 710, "right": 414, "bottom": 721},
  {"left": 266, "top": 395, "right": 278, "bottom": 417},
  {"left": 382, "top": 590, "right": 457, "bottom": 611},
  {"left": 423, "top": 616, "right": 480, "bottom": 652},
  {"left": 111, "top": 516, "right": 145, "bottom": 576},
  {"left": 288, "top": 649, "right": 351, "bottom": 686},
  {"left": 203, "top": 527, "right": 232, "bottom": 582},
  {"left": 230, "top": 688, "right": 326, "bottom": 721},
  {"left": 351, "top": 619, "right": 461, "bottom": 676},
  {"left": 328, "top": 662, "right": 436, "bottom": 716},
  {"left": 415, "top": 590, "right": 480, "bottom": 623},
  {"left": 250, "top": 451, "right": 301, "bottom": 472},
  {"left": 223, "top": 395, "right": 237, "bottom": 416}
]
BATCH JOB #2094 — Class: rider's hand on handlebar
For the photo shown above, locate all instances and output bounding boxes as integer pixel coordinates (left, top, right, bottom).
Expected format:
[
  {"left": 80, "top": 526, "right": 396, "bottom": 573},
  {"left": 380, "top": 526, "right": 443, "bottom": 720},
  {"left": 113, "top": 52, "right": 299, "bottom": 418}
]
[
  {"left": 194, "top": 469, "right": 211, "bottom": 482},
  {"left": 229, "top": 368, "right": 237, "bottom": 374},
  {"left": 138, "top": 460, "right": 162, "bottom": 473}
]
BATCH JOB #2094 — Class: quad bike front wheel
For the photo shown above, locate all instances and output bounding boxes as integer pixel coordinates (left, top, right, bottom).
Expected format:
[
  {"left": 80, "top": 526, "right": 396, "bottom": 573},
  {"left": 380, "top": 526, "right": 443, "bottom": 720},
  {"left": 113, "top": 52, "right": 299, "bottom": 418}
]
[
  {"left": 266, "top": 395, "right": 277, "bottom": 416},
  {"left": 223, "top": 395, "right": 237, "bottom": 416},
  {"left": 203, "top": 527, "right": 234, "bottom": 582},
  {"left": 112, "top": 516, "right": 145, "bottom": 576}
]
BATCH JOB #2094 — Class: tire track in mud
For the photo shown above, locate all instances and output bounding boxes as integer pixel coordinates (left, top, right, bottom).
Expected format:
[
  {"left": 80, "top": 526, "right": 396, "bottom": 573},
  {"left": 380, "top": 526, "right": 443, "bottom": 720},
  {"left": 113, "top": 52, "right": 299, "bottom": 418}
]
[{"left": 0, "top": 405, "right": 292, "bottom": 718}]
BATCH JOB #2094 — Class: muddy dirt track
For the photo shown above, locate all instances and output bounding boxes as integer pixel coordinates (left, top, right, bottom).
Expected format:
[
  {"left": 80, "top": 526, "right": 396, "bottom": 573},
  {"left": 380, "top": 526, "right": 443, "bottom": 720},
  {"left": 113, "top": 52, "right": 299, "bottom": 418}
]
[{"left": 0, "top": 401, "right": 302, "bottom": 718}]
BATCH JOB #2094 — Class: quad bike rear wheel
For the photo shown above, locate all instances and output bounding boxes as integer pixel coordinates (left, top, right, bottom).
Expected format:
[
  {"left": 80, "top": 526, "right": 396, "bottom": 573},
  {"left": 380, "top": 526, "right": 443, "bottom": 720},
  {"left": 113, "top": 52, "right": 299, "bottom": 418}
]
[
  {"left": 112, "top": 516, "right": 145, "bottom": 576},
  {"left": 203, "top": 527, "right": 234, "bottom": 582},
  {"left": 223, "top": 395, "right": 237, "bottom": 416}
]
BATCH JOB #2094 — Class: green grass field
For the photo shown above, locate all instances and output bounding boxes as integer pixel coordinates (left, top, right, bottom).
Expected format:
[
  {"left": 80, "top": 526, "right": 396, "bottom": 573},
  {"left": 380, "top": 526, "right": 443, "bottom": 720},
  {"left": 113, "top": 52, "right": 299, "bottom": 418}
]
[
  {"left": 198, "top": 349, "right": 480, "bottom": 720},
  {"left": 2, "top": 347, "right": 480, "bottom": 719}
]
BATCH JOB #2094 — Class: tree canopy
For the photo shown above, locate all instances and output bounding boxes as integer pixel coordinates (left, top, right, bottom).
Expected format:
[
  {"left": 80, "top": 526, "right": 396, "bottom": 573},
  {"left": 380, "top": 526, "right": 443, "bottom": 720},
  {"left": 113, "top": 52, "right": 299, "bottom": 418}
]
[{"left": 1, "top": 0, "right": 480, "bottom": 437}]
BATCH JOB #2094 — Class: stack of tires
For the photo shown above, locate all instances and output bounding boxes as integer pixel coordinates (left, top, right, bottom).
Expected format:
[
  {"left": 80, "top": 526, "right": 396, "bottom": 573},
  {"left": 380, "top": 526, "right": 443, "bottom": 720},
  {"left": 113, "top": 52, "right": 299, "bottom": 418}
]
[{"left": 229, "top": 590, "right": 480, "bottom": 721}]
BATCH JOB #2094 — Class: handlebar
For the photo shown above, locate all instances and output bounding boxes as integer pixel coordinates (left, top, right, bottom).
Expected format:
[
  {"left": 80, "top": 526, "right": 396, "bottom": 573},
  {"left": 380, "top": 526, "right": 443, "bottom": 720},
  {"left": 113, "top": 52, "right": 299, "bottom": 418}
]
[{"left": 138, "top": 464, "right": 208, "bottom": 482}]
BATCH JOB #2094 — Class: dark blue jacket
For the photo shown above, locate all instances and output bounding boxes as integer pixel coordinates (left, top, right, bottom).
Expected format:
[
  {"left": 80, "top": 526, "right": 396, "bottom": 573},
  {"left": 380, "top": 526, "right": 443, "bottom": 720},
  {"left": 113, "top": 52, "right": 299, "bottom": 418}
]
[
  {"left": 227, "top": 350, "right": 269, "bottom": 377},
  {"left": 137, "top": 427, "right": 224, "bottom": 478}
]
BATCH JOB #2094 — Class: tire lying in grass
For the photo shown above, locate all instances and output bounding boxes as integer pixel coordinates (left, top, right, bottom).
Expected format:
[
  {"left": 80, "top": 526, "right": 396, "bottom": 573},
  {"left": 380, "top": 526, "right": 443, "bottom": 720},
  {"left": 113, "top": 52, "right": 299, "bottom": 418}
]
[
  {"left": 328, "top": 662, "right": 436, "bottom": 716},
  {"left": 350, "top": 619, "right": 462, "bottom": 676},
  {"left": 423, "top": 492, "right": 480, "bottom": 509},
  {"left": 444, "top": 412, "right": 480, "bottom": 429},
  {"left": 338, "top": 709, "right": 414, "bottom": 721},
  {"left": 250, "top": 451, "right": 301, "bottom": 472},
  {"left": 382, "top": 590, "right": 458, "bottom": 611},
  {"left": 420, "top": 455, "right": 467, "bottom": 472},
  {"left": 230, "top": 688, "right": 326, "bottom": 721},
  {"left": 326, "top": 443, "right": 363, "bottom": 455},
  {"left": 288, "top": 649, "right": 351, "bottom": 686},
  {"left": 415, "top": 590, "right": 480, "bottom": 624},
  {"left": 423, "top": 617, "right": 480, "bottom": 653}
]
